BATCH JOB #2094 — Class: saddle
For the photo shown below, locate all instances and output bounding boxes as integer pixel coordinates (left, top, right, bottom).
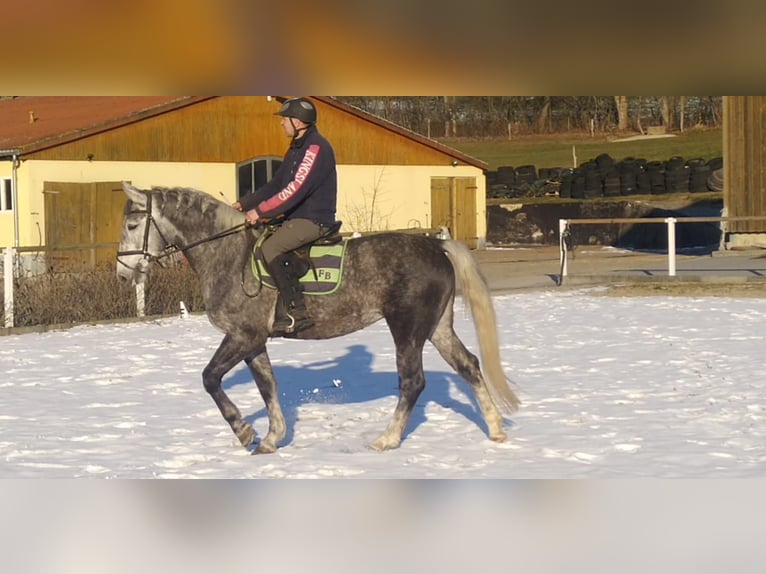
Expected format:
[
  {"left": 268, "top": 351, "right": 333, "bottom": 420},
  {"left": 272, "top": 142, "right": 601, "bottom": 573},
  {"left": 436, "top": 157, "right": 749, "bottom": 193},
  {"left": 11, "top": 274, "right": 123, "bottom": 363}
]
[{"left": 251, "top": 221, "right": 348, "bottom": 295}]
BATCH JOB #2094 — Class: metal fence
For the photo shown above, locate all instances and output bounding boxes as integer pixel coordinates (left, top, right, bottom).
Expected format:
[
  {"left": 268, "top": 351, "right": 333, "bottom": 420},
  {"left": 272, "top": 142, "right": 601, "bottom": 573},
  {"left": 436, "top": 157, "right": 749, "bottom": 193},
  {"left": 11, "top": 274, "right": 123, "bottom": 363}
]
[{"left": 558, "top": 216, "right": 766, "bottom": 285}]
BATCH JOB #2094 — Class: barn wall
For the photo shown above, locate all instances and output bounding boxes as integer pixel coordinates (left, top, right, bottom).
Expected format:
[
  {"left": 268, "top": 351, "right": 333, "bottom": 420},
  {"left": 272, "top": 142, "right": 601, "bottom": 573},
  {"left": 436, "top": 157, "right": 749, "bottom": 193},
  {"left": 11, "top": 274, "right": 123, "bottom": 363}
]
[
  {"left": 13, "top": 160, "right": 235, "bottom": 247},
  {"left": 338, "top": 164, "right": 485, "bottom": 236},
  {"left": 10, "top": 97, "right": 487, "bottom": 250},
  {"left": 9, "top": 160, "right": 486, "bottom": 248},
  {"left": 0, "top": 213, "right": 11, "bottom": 248},
  {"left": 27, "top": 97, "right": 475, "bottom": 168},
  {"left": 0, "top": 161, "right": 13, "bottom": 247},
  {"left": 27, "top": 97, "right": 284, "bottom": 163},
  {"left": 724, "top": 96, "right": 766, "bottom": 238}
]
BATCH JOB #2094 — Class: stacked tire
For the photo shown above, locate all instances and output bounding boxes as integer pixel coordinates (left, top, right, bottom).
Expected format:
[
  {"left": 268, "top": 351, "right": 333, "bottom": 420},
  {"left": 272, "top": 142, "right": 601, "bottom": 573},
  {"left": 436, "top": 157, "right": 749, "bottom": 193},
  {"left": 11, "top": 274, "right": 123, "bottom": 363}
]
[
  {"left": 664, "top": 156, "right": 690, "bottom": 194},
  {"left": 617, "top": 157, "right": 645, "bottom": 196},
  {"left": 687, "top": 158, "right": 711, "bottom": 193},
  {"left": 486, "top": 155, "right": 724, "bottom": 199}
]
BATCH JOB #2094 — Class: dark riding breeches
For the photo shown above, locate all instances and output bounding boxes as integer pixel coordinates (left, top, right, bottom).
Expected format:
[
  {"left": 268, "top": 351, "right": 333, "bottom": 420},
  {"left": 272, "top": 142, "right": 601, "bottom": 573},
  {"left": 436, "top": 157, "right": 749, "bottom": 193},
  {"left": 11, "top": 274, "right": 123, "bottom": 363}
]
[{"left": 261, "top": 218, "right": 323, "bottom": 265}]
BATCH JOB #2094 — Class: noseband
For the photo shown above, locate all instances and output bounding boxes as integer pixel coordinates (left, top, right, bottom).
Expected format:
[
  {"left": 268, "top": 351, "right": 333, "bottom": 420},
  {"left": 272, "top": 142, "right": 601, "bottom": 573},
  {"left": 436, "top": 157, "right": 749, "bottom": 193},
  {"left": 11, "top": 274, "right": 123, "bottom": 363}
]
[{"left": 116, "top": 190, "right": 247, "bottom": 273}]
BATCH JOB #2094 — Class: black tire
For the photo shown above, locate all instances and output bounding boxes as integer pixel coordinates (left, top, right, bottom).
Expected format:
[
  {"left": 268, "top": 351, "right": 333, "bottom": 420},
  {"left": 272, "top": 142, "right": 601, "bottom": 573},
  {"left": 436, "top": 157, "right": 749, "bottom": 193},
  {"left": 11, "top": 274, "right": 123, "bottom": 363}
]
[
  {"left": 637, "top": 172, "right": 652, "bottom": 194},
  {"left": 489, "top": 184, "right": 509, "bottom": 198},
  {"left": 707, "top": 168, "right": 724, "bottom": 192},
  {"left": 559, "top": 174, "right": 573, "bottom": 198},
  {"left": 595, "top": 153, "right": 615, "bottom": 171},
  {"left": 584, "top": 169, "right": 603, "bottom": 198},
  {"left": 571, "top": 175, "right": 586, "bottom": 199},
  {"left": 665, "top": 166, "right": 690, "bottom": 193},
  {"left": 497, "top": 166, "right": 517, "bottom": 186},
  {"left": 665, "top": 156, "right": 685, "bottom": 170},
  {"left": 689, "top": 164, "right": 711, "bottom": 193},
  {"left": 708, "top": 157, "right": 724, "bottom": 171},
  {"left": 516, "top": 165, "right": 537, "bottom": 185},
  {"left": 619, "top": 170, "right": 638, "bottom": 196},
  {"left": 685, "top": 158, "right": 706, "bottom": 168}
]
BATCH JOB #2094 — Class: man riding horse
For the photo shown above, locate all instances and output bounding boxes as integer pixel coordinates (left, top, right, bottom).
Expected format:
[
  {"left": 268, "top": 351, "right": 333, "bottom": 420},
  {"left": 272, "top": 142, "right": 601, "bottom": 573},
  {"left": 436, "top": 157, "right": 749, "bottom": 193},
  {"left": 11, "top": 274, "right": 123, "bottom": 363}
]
[{"left": 234, "top": 97, "right": 339, "bottom": 336}]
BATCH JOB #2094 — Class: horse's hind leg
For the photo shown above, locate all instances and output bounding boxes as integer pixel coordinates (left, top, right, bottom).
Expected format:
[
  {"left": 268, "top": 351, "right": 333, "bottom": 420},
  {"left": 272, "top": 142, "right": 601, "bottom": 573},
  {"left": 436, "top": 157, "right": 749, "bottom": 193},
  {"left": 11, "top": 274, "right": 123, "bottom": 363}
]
[
  {"left": 430, "top": 305, "right": 507, "bottom": 442},
  {"left": 245, "top": 350, "right": 287, "bottom": 454},
  {"left": 371, "top": 341, "right": 427, "bottom": 451},
  {"left": 203, "top": 334, "right": 257, "bottom": 447}
]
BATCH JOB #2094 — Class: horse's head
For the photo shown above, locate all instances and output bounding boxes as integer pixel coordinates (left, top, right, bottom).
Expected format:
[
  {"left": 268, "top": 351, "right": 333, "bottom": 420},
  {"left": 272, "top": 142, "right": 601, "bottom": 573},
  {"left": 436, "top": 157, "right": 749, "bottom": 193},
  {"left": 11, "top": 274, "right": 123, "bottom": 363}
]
[{"left": 116, "top": 182, "right": 169, "bottom": 285}]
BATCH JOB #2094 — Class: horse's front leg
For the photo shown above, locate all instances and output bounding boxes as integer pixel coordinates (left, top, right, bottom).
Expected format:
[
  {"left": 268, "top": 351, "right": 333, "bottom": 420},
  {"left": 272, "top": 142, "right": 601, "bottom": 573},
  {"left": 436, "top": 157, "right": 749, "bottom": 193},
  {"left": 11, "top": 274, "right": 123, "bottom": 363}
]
[
  {"left": 203, "top": 334, "right": 257, "bottom": 448},
  {"left": 246, "top": 349, "right": 286, "bottom": 454}
]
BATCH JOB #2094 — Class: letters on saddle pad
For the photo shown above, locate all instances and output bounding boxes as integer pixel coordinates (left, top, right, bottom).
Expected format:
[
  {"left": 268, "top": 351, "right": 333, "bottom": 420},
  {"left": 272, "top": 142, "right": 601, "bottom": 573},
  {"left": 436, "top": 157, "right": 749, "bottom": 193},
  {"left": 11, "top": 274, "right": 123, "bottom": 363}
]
[{"left": 251, "top": 243, "right": 347, "bottom": 295}]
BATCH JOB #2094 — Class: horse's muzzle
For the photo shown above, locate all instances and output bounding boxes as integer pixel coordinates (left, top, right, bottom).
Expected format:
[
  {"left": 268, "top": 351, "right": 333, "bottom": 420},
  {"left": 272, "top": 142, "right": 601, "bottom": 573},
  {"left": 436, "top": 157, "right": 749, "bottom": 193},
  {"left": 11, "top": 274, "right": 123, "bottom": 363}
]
[{"left": 116, "top": 257, "right": 149, "bottom": 286}]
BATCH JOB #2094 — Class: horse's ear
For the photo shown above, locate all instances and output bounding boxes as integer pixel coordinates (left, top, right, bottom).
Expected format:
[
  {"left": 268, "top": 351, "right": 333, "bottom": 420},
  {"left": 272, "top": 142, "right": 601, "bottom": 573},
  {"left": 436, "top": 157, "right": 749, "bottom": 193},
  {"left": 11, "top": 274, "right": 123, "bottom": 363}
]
[{"left": 122, "top": 182, "right": 144, "bottom": 202}]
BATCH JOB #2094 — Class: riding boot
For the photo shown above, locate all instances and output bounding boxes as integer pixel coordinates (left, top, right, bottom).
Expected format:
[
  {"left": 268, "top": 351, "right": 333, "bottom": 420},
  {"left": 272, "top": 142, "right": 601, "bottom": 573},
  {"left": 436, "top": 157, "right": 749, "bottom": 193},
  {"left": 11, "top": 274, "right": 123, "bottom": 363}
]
[{"left": 268, "top": 254, "right": 314, "bottom": 336}]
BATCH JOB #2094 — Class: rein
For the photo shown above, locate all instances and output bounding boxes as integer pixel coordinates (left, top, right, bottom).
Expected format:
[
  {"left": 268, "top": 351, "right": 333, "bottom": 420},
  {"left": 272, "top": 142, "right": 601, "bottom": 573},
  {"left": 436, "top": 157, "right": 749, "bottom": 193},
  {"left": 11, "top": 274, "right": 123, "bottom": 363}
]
[{"left": 116, "top": 190, "right": 247, "bottom": 273}]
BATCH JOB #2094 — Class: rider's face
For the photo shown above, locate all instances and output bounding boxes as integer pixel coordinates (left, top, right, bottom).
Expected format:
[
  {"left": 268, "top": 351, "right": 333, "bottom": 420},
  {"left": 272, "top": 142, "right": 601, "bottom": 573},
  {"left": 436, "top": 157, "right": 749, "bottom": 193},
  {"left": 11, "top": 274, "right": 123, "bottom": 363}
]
[{"left": 281, "top": 116, "right": 306, "bottom": 138}]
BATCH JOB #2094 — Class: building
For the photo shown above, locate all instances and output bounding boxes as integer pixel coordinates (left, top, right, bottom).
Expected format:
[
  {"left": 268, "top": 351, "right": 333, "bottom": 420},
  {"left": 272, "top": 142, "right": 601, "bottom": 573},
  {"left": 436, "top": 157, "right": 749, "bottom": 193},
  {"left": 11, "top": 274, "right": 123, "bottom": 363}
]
[
  {"left": 723, "top": 96, "right": 766, "bottom": 248},
  {"left": 0, "top": 96, "right": 488, "bottom": 271}
]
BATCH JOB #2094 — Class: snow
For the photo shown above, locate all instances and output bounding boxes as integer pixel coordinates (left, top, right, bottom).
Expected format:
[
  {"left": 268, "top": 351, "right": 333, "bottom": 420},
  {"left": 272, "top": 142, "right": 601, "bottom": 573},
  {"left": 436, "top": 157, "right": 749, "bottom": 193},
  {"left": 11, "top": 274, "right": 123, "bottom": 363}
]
[{"left": 2, "top": 288, "right": 766, "bottom": 478}]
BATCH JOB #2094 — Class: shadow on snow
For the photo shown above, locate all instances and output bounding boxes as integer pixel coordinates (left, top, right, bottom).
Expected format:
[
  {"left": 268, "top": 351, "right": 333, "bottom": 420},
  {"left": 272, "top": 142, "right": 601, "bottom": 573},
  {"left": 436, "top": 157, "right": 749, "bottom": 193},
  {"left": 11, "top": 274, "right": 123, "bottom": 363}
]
[{"left": 222, "top": 344, "right": 498, "bottom": 447}]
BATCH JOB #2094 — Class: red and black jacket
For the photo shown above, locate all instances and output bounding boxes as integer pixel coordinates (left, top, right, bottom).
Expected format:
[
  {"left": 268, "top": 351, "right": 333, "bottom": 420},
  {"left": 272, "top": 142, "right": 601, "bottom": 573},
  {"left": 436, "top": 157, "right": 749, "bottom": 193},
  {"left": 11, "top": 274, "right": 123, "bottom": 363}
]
[{"left": 240, "top": 125, "right": 338, "bottom": 226}]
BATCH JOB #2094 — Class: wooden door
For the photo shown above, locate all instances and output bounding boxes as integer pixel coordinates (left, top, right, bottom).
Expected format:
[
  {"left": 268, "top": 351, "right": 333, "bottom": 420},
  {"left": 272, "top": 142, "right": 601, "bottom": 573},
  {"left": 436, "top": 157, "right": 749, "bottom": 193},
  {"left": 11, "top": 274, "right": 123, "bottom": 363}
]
[
  {"left": 44, "top": 181, "right": 125, "bottom": 270},
  {"left": 430, "top": 177, "right": 478, "bottom": 248}
]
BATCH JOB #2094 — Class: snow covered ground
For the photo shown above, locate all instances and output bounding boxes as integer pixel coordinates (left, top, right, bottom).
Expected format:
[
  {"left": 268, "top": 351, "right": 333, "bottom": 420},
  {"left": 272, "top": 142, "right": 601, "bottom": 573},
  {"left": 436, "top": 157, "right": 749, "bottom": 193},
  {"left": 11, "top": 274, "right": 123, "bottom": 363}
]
[{"left": 2, "top": 288, "right": 765, "bottom": 478}]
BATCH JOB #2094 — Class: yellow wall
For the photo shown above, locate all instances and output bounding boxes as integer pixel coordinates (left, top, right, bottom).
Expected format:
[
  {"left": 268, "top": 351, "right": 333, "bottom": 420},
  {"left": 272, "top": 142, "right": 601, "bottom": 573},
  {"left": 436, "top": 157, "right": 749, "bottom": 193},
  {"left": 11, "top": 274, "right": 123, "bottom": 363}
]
[
  {"left": 0, "top": 161, "right": 14, "bottom": 248},
  {"left": 9, "top": 160, "right": 234, "bottom": 248},
  {"left": 3, "top": 160, "right": 486, "bottom": 249},
  {"left": 338, "top": 165, "right": 486, "bottom": 239}
]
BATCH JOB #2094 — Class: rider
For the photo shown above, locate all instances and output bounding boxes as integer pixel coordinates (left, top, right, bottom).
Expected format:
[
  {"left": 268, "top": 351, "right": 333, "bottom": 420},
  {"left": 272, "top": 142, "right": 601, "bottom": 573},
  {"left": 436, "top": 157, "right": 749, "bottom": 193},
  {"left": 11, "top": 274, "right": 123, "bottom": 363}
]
[{"left": 234, "top": 97, "right": 339, "bottom": 336}]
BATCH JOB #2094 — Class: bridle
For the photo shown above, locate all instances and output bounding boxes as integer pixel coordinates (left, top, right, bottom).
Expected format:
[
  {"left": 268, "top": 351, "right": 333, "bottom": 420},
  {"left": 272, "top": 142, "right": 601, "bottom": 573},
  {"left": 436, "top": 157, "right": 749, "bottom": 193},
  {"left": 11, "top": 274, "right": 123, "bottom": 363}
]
[{"left": 116, "top": 190, "right": 247, "bottom": 274}]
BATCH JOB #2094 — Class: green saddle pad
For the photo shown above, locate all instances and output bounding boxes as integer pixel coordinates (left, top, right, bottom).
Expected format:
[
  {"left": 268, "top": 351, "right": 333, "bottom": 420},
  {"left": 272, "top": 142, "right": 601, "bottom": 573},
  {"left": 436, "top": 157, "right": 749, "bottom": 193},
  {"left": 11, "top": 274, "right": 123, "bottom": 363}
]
[{"left": 251, "top": 242, "right": 348, "bottom": 295}]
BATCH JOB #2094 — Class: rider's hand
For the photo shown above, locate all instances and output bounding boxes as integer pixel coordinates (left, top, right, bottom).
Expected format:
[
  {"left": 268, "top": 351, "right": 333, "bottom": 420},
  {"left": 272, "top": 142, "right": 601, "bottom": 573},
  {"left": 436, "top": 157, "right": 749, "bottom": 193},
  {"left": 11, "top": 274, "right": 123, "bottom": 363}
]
[
  {"left": 245, "top": 209, "right": 260, "bottom": 226},
  {"left": 232, "top": 201, "right": 243, "bottom": 212}
]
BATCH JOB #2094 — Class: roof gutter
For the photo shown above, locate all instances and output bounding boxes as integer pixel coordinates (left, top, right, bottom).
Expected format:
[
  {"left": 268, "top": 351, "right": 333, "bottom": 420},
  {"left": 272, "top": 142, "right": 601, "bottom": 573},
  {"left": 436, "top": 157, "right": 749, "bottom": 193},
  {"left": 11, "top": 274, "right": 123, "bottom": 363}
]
[{"left": 0, "top": 149, "right": 21, "bottom": 248}]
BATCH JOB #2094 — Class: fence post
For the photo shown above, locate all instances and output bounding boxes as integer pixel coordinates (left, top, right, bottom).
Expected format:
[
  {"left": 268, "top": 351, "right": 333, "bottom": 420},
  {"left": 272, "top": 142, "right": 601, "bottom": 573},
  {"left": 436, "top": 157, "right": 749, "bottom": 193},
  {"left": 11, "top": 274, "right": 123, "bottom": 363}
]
[
  {"left": 135, "top": 283, "right": 145, "bottom": 318},
  {"left": 665, "top": 217, "right": 677, "bottom": 277},
  {"left": 559, "top": 219, "right": 569, "bottom": 278},
  {"left": 3, "top": 247, "right": 14, "bottom": 328}
]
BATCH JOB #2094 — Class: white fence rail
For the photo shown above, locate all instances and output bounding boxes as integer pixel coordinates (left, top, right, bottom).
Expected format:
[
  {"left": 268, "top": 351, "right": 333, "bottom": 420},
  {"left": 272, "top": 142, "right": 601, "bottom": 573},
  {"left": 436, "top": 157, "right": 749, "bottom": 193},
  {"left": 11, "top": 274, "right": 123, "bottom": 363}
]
[
  {"left": 558, "top": 216, "right": 766, "bottom": 285},
  {"left": 3, "top": 248, "right": 13, "bottom": 328}
]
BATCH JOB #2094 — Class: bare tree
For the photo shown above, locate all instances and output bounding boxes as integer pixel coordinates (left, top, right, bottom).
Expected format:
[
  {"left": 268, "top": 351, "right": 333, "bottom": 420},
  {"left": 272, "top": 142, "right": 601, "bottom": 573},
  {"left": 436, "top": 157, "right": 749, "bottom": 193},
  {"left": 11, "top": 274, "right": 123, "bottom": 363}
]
[
  {"left": 614, "top": 96, "right": 630, "bottom": 131},
  {"left": 537, "top": 96, "right": 552, "bottom": 133},
  {"left": 661, "top": 96, "right": 672, "bottom": 129},
  {"left": 443, "top": 96, "right": 456, "bottom": 137},
  {"left": 331, "top": 96, "right": 722, "bottom": 138}
]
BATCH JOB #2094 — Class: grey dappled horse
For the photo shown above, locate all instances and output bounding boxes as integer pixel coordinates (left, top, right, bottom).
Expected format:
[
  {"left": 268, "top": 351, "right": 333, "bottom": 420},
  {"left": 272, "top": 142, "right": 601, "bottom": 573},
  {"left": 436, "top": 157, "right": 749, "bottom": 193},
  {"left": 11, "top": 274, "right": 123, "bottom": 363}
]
[{"left": 116, "top": 183, "right": 519, "bottom": 454}]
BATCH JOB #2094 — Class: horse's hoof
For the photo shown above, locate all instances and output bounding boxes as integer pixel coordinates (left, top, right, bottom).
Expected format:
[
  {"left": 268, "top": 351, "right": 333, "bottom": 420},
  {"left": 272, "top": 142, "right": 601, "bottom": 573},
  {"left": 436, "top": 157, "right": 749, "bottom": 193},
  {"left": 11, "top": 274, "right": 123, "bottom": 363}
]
[
  {"left": 489, "top": 432, "right": 508, "bottom": 443},
  {"left": 251, "top": 441, "right": 277, "bottom": 455},
  {"left": 369, "top": 437, "right": 401, "bottom": 452},
  {"left": 236, "top": 425, "right": 256, "bottom": 447}
]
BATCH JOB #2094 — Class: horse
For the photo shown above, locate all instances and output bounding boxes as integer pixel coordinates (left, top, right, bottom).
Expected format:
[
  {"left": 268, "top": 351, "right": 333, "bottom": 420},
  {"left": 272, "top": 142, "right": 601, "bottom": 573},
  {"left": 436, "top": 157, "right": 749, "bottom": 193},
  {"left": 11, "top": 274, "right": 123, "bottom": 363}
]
[{"left": 116, "top": 182, "right": 520, "bottom": 454}]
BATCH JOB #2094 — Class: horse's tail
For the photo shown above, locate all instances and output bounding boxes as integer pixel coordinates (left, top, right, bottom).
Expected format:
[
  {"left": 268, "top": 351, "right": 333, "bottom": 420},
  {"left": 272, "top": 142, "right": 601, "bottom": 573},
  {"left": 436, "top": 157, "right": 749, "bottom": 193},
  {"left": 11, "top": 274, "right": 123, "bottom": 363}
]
[{"left": 442, "top": 240, "right": 520, "bottom": 413}]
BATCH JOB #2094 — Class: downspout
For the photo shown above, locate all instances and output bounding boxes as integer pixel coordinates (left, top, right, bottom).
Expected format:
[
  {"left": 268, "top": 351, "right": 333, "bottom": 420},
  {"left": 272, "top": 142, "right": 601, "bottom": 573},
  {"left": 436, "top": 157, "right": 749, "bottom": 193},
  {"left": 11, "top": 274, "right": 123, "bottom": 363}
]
[{"left": 0, "top": 149, "right": 21, "bottom": 248}]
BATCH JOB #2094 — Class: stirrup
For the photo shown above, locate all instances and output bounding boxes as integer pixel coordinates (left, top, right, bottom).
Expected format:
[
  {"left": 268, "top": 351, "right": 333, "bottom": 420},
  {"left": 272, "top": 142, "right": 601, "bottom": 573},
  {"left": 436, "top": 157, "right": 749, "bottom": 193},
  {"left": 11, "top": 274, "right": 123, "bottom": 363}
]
[{"left": 272, "top": 312, "right": 314, "bottom": 336}]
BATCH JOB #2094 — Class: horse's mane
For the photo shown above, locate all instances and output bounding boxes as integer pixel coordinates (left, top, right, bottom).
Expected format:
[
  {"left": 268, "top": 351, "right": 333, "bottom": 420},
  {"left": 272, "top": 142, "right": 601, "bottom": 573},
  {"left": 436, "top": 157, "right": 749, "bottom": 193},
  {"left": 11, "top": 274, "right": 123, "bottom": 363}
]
[{"left": 151, "top": 186, "right": 244, "bottom": 230}]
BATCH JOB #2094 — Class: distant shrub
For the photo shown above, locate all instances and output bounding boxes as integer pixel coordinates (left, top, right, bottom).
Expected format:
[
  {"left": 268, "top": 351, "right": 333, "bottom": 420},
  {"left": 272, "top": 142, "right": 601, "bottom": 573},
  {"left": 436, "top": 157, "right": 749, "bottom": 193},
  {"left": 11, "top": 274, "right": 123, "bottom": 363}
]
[{"left": 10, "top": 262, "right": 203, "bottom": 329}]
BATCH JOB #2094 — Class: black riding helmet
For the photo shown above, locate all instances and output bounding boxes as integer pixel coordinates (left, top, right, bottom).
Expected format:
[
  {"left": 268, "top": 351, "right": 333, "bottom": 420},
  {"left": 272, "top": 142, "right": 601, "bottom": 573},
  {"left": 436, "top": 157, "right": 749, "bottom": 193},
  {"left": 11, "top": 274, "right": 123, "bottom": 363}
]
[{"left": 275, "top": 97, "right": 317, "bottom": 124}]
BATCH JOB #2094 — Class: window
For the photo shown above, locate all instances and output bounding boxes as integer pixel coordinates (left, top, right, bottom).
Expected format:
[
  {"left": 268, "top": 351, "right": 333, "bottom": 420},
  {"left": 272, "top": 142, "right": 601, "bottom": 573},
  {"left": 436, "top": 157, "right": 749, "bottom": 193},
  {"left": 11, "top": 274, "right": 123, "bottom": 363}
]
[
  {"left": 237, "top": 157, "right": 282, "bottom": 199},
  {"left": 0, "top": 178, "right": 11, "bottom": 212}
]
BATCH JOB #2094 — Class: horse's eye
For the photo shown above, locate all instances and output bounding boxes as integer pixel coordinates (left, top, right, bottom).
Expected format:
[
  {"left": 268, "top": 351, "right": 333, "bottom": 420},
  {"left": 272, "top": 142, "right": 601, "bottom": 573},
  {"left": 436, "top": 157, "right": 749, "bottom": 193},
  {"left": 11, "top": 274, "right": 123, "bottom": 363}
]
[{"left": 127, "top": 223, "right": 139, "bottom": 231}]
